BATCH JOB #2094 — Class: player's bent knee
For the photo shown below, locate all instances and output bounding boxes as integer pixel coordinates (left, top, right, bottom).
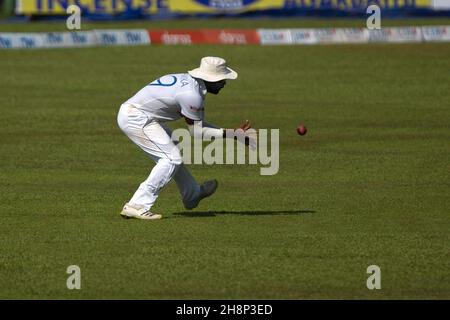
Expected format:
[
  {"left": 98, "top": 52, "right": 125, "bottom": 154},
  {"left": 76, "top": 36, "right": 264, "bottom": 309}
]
[
  {"left": 169, "top": 148, "right": 183, "bottom": 166},
  {"left": 117, "top": 109, "right": 128, "bottom": 132},
  {"left": 158, "top": 156, "right": 182, "bottom": 167},
  {"left": 169, "top": 157, "right": 183, "bottom": 166}
]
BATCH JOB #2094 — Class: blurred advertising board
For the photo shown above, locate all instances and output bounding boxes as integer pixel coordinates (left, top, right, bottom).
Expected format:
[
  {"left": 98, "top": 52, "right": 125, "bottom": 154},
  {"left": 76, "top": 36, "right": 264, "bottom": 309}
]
[
  {"left": 0, "top": 29, "right": 150, "bottom": 48},
  {"left": 168, "top": 0, "right": 283, "bottom": 12},
  {"left": 14, "top": 0, "right": 447, "bottom": 16},
  {"left": 2, "top": 26, "right": 450, "bottom": 48},
  {"left": 15, "top": 0, "right": 166, "bottom": 15},
  {"left": 149, "top": 29, "right": 260, "bottom": 44},
  {"left": 169, "top": 0, "right": 437, "bottom": 13}
]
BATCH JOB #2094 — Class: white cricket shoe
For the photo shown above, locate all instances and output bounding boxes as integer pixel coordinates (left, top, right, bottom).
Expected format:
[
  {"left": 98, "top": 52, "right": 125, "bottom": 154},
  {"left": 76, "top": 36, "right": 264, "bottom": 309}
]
[
  {"left": 120, "top": 203, "right": 162, "bottom": 220},
  {"left": 185, "top": 179, "right": 218, "bottom": 210}
]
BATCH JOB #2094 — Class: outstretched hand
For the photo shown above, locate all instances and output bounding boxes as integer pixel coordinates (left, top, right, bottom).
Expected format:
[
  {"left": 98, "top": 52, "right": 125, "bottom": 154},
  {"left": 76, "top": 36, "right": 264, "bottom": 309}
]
[
  {"left": 234, "top": 120, "right": 256, "bottom": 150},
  {"left": 238, "top": 120, "right": 251, "bottom": 132},
  {"left": 224, "top": 120, "right": 256, "bottom": 150}
]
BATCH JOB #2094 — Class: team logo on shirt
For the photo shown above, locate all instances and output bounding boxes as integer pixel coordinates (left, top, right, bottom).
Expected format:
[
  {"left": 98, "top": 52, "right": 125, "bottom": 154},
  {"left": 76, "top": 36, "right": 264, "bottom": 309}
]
[{"left": 149, "top": 75, "right": 177, "bottom": 87}]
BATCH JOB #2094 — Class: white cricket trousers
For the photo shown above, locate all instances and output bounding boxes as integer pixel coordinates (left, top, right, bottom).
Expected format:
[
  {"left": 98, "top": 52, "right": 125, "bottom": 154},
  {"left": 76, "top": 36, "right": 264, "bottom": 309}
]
[{"left": 117, "top": 103, "right": 200, "bottom": 211}]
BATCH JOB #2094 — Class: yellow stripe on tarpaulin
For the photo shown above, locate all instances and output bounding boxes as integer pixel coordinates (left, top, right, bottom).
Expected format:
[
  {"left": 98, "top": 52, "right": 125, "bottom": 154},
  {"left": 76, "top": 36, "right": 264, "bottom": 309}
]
[
  {"left": 16, "top": 0, "right": 165, "bottom": 15},
  {"left": 15, "top": 0, "right": 434, "bottom": 15},
  {"left": 415, "top": 0, "right": 433, "bottom": 7}
]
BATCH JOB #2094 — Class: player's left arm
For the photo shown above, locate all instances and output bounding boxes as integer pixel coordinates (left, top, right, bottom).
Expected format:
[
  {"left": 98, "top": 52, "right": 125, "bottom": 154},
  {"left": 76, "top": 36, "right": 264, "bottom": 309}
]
[
  {"left": 178, "top": 91, "right": 254, "bottom": 145},
  {"left": 183, "top": 116, "right": 224, "bottom": 139},
  {"left": 184, "top": 117, "right": 255, "bottom": 148},
  {"left": 177, "top": 92, "right": 223, "bottom": 139}
]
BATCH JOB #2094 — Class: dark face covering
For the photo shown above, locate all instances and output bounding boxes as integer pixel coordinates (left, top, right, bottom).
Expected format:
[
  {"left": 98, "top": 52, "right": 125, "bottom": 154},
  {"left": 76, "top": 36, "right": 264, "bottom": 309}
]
[{"left": 204, "top": 79, "right": 226, "bottom": 95}]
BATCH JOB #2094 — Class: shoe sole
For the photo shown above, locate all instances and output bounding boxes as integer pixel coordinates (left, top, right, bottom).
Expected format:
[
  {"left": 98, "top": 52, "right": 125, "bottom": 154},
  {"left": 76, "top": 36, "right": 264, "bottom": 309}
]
[
  {"left": 120, "top": 212, "right": 130, "bottom": 219},
  {"left": 119, "top": 211, "right": 162, "bottom": 220}
]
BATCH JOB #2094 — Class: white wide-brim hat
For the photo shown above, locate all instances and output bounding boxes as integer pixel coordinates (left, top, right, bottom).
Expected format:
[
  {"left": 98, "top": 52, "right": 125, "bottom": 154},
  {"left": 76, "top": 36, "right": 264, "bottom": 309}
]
[{"left": 188, "top": 56, "right": 238, "bottom": 82}]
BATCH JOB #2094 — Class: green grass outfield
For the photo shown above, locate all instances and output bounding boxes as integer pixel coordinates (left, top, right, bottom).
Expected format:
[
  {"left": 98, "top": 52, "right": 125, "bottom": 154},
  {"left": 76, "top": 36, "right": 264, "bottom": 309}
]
[
  {"left": 0, "top": 17, "right": 449, "bottom": 32},
  {"left": 0, "top": 18, "right": 449, "bottom": 299}
]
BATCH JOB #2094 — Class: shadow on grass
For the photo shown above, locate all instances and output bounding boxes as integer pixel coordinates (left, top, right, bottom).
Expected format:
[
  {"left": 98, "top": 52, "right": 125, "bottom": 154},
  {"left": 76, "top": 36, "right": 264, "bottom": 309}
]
[{"left": 173, "top": 210, "right": 316, "bottom": 218}]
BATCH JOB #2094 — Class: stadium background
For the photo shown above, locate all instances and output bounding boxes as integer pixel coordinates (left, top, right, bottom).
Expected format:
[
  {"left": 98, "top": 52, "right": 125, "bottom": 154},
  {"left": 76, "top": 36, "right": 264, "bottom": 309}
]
[{"left": 0, "top": 0, "right": 449, "bottom": 299}]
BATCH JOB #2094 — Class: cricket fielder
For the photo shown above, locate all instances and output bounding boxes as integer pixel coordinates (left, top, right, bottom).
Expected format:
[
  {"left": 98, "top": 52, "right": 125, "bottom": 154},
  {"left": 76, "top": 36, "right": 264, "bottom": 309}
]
[{"left": 117, "top": 57, "right": 253, "bottom": 220}]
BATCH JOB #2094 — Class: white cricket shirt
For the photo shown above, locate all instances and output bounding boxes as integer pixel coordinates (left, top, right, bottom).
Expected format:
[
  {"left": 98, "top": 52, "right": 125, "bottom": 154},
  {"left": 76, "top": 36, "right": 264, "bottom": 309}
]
[{"left": 124, "top": 73, "right": 207, "bottom": 122}]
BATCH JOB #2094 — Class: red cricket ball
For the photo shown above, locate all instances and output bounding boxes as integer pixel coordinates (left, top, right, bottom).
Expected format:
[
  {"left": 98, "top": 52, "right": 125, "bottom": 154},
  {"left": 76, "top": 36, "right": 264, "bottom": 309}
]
[{"left": 297, "top": 124, "right": 307, "bottom": 136}]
